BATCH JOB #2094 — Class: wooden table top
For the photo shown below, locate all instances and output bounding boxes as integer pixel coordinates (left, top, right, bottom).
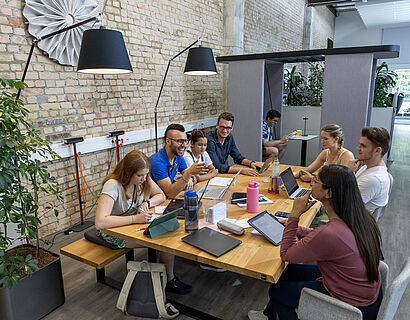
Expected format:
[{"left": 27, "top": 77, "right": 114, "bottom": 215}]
[{"left": 105, "top": 164, "right": 320, "bottom": 283}]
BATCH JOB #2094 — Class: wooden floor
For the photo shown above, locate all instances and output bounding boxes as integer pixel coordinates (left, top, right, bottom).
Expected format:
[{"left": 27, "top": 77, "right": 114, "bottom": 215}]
[{"left": 44, "top": 122, "right": 410, "bottom": 320}]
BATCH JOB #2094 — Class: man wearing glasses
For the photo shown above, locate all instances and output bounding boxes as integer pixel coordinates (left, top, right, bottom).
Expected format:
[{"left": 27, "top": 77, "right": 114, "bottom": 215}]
[
  {"left": 150, "top": 124, "right": 207, "bottom": 198},
  {"left": 207, "top": 112, "right": 259, "bottom": 176}
]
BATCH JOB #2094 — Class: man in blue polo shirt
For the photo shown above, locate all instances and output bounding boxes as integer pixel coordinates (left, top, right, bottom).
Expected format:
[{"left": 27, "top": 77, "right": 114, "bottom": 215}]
[
  {"left": 150, "top": 124, "right": 206, "bottom": 199},
  {"left": 207, "top": 112, "right": 259, "bottom": 176}
]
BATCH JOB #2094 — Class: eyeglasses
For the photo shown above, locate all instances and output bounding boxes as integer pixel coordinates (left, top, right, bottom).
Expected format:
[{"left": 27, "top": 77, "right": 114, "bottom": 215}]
[
  {"left": 167, "top": 137, "right": 188, "bottom": 145},
  {"left": 218, "top": 125, "right": 232, "bottom": 131}
]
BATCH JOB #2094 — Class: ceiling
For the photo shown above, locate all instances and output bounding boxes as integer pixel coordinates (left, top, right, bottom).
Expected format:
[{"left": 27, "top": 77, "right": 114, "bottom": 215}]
[{"left": 308, "top": 0, "right": 410, "bottom": 29}]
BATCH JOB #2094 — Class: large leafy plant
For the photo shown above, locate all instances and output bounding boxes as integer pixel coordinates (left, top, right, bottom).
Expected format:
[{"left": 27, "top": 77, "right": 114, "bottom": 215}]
[
  {"left": 0, "top": 79, "right": 62, "bottom": 288},
  {"left": 373, "top": 62, "right": 397, "bottom": 108},
  {"left": 284, "top": 62, "right": 324, "bottom": 106}
]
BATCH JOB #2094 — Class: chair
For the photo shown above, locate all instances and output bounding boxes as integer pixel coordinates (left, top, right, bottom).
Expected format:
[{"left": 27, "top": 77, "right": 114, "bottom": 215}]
[
  {"left": 373, "top": 172, "right": 394, "bottom": 222},
  {"left": 297, "top": 259, "right": 410, "bottom": 320}
]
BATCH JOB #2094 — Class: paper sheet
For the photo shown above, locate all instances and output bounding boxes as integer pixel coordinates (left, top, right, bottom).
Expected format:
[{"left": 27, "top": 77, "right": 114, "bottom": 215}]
[
  {"left": 154, "top": 206, "right": 167, "bottom": 214},
  {"left": 208, "top": 176, "right": 233, "bottom": 187}
]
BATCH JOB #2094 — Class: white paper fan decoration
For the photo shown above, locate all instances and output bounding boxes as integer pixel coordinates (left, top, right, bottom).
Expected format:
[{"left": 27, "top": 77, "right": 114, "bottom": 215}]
[{"left": 23, "top": 0, "right": 101, "bottom": 66}]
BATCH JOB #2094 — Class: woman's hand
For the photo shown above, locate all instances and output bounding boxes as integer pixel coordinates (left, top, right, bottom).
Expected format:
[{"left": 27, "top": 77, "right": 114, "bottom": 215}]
[
  {"left": 186, "top": 178, "right": 194, "bottom": 190},
  {"left": 290, "top": 192, "right": 316, "bottom": 218},
  {"left": 299, "top": 170, "right": 314, "bottom": 182},
  {"left": 138, "top": 201, "right": 149, "bottom": 214},
  {"left": 134, "top": 211, "right": 152, "bottom": 223}
]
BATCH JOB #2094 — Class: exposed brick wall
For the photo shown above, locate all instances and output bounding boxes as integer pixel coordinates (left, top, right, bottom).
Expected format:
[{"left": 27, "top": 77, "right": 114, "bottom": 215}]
[
  {"left": 1, "top": 0, "right": 334, "bottom": 237},
  {"left": 312, "top": 6, "right": 335, "bottom": 49},
  {"left": 243, "top": 0, "right": 306, "bottom": 53}
]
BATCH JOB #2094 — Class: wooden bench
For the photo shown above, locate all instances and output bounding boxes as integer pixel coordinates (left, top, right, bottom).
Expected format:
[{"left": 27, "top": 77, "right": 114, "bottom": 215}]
[{"left": 60, "top": 238, "right": 134, "bottom": 290}]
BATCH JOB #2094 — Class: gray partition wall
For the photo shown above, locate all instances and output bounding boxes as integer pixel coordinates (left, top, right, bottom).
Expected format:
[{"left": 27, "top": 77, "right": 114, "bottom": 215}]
[{"left": 217, "top": 46, "right": 400, "bottom": 159}]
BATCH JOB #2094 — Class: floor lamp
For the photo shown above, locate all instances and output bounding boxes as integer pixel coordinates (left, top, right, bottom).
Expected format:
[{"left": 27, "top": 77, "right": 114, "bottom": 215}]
[
  {"left": 18, "top": 14, "right": 133, "bottom": 232},
  {"left": 154, "top": 38, "right": 217, "bottom": 152}
]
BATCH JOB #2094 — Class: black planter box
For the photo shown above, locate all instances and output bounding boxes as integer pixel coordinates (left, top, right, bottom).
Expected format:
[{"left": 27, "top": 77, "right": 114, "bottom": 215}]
[{"left": 0, "top": 245, "right": 65, "bottom": 320}]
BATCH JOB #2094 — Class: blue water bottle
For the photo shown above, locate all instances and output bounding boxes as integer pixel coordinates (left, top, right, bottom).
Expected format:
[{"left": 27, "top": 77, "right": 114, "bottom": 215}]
[{"left": 184, "top": 189, "right": 199, "bottom": 232}]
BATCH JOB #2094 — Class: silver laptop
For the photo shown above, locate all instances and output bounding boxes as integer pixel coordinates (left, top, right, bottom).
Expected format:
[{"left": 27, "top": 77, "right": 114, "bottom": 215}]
[
  {"left": 279, "top": 167, "right": 310, "bottom": 199},
  {"left": 257, "top": 156, "right": 274, "bottom": 174},
  {"left": 198, "top": 168, "right": 242, "bottom": 200}
]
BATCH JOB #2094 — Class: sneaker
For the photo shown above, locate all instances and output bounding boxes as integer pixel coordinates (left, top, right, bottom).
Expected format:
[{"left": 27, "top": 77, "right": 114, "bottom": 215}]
[
  {"left": 165, "top": 276, "right": 192, "bottom": 295},
  {"left": 199, "top": 264, "right": 227, "bottom": 272},
  {"left": 248, "top": 310, "right": 268, "bottom": 320}
]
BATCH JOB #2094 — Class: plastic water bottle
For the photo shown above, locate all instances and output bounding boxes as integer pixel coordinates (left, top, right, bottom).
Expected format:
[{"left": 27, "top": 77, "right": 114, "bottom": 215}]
[
  {"left": 247, "top": 180, "right": 260, "bottom": 213},
  {"left": 268, "top": 155, "right": 280, "bottom": 194},
  {"left": 184, "top": 189, "right": 198, "bottom": 232}
]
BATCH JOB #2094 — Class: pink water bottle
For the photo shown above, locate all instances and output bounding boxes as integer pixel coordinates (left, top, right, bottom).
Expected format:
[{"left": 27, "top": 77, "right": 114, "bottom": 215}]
[{"left": 247, "top": 180, "right": 260, "bottom": 213}]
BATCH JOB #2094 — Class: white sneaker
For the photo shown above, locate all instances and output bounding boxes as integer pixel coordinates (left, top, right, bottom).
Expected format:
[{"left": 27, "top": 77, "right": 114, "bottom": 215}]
[
  {"left": 199, "top": 264, "right": 227, "bottom": 272},
  {"left": 248, "top": 310, "right": 268, "bottom": 320}
]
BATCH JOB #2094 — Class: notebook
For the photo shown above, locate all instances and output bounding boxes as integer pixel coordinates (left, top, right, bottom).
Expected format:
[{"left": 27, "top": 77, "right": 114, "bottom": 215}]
[
  {"left": 279, "top": 167, "right": 310, "bottom": 199},
  {"left": 181, "top": 227, "right": 242, "bottom": 257}
]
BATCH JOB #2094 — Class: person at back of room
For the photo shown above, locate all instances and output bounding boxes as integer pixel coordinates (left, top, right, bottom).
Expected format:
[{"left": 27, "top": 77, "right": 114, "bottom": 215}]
[
  {"left": 347, "top": 127, "right": 391, "bottom": 215},
  {"left": 294, "top": 124, "right": 354, "bottom": 182},
  {"left": 262, "top": 109, "right": 288, "bottom": 160},
  {"left": 207, "top": 112, "right": 260, "bottom": 176},
  {"left": 249, "top": 164, "right": 384, "bottom": 320},
  {"left": 150, "top": 123, "right": 207, "bottom": 199},
  {"left": 183, "top": 128, "right": 218, "bottom": 182},
  {"left": 94, "top": 150, "right": 192, "bottom": 294}
]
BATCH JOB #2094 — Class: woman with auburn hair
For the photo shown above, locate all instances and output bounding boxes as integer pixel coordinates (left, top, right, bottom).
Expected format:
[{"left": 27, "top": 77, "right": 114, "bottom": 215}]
[
  {"left": 294, "top": 124, "right": 354, "bottom": 182},
  {"left": 95, "top": 150, "right": 192, "bottom": 294},
  {"left": 250, "top": 165, "right": 383, "bottom": 320}
]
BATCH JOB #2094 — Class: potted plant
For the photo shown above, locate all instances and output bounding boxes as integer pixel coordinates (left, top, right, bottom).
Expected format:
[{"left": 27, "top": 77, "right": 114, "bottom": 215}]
[
  {"left": 373, "top": 62, "right": 397, "bottom": 108},
  {"left": 0, "top": 79, "right": 65, "bottom": 320}
]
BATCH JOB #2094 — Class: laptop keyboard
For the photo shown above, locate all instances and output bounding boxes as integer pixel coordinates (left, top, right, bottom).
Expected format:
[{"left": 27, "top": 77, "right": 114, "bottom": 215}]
[
  {"left": 295, "top": 189, "right": 309, "bottom": 198},
  {"left": 203, "top": 187, "right": 224, "bottom": 199}
]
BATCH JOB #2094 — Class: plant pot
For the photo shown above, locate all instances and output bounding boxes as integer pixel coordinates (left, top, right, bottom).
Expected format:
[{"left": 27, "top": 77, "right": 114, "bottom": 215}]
[{"left": 0, "top": 245, "right": 65, "bottom": 320}]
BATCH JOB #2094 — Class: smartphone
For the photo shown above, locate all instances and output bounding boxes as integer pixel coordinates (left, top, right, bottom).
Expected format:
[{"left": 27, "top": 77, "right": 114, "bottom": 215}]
[{"left": 275, "top": 211, "right": 290, "bottom": 219}]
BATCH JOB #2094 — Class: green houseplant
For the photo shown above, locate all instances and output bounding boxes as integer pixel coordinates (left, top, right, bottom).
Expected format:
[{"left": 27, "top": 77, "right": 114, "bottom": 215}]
[
  {"left": 373, "top": 62, "right": 397, "bottom": 108},
  {"left": 0, "top": 79, "right": 65, "bottom": 319}
]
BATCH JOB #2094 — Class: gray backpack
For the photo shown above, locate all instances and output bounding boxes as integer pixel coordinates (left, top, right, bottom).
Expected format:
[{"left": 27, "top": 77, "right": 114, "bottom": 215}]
[{"left": 117, "top": 261, "right": 179, "bottom": 319}]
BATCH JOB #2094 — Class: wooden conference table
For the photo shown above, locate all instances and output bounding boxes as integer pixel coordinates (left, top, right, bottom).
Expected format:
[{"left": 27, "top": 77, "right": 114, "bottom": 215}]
[{"left": 106, "top": 164, "right": 321, "bottom": 284}]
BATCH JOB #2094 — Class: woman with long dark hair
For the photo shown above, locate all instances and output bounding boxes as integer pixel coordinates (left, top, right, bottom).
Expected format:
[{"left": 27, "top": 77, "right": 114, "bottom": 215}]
[{"left": 250, "top": 164, "right": 383, "bottom": 320}]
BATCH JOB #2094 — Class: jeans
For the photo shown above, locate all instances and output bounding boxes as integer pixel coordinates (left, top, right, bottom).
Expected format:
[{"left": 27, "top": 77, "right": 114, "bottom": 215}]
[{"left": 263, "top": 264, "right": 383, "bottom": 320}]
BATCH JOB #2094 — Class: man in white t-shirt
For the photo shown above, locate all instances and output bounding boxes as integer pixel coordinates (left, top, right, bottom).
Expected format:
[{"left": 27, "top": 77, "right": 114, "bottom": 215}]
[{"left": 348, "top": 127, "right": 391, "bottom": 214}]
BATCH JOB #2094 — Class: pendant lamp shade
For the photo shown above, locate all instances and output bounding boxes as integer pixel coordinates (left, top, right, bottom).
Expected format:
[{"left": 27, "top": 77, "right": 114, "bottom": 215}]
[
  {"left": 184, "top": 46, "right": 217, "bottom": 75},
  {"left": 77, "top": 28, "right": 132, "bottom": 74}
]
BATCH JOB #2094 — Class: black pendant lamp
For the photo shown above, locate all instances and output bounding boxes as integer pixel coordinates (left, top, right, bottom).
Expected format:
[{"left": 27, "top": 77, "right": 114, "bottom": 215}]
[
  {"left": 77, "top": 28, "right": 132, "bottom": 74},
  {"left": 184, "top": 46, "right": 217, "bottom": 75}
]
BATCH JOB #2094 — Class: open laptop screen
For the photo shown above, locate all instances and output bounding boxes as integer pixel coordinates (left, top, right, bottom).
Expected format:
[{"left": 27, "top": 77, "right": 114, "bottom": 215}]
[{"left": 279, "top": 167, "right": 299, "bottom": 196}]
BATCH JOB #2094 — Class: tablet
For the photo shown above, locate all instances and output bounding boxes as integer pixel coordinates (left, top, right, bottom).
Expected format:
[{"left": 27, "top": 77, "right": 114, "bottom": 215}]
[{"left": 248, "top": 210, "right": 285, "bottom": 246}]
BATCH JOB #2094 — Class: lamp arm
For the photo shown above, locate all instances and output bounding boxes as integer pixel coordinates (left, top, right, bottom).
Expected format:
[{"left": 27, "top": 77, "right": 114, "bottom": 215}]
[
  {"left": 153, "top": 39, "right": 200, "bottom": 152},
  {"left": 16, "top": 15, "right": 100, "bottom": 100}
]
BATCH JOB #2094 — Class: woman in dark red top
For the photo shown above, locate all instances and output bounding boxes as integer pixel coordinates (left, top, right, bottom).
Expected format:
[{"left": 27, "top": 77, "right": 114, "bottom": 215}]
[{"left": 262, "top": 164, "right": 383, "bottom": 320}]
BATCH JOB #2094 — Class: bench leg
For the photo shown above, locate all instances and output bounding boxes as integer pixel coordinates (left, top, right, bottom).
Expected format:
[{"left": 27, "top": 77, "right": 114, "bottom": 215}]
[
  {"left": 96, "top": 267, "right": 122, "bottom": 291},
  {"left": 125, "top": 249, "right": 134, "bottom": 262}
]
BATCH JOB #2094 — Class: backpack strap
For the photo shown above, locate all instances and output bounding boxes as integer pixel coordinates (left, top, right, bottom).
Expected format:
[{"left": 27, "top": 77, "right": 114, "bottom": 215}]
[
  {"left": 116, "top": 267, "right": 138, "bottom": 312},
  {"left": 151, "top": 272, "right": 179, "bottom": 319}
]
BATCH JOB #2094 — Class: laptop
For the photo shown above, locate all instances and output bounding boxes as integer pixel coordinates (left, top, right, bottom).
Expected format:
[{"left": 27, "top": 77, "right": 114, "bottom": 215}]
[
  {"left": 279, "top": 167, "right": 310, "bottom": 199},
  {"left": 181, "top": 227, "right": 242, "bottom": 257},
  {"left": 198, "top": 168, "right": 242, "bottom": 200},
  {"left": 255, "top": 156, "right": 274, "bottom": 174}
]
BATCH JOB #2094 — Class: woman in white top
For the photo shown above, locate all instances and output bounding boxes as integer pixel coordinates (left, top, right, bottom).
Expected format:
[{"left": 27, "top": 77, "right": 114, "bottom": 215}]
[
  {"left": 95, "top": 150, "right": 192, "bottom": 294},
  {"left": 294, "top": 124, "right": 354, "bottom": 182},
  {"left": 184, "top": 129, "right": 218, "bottom": 183}
]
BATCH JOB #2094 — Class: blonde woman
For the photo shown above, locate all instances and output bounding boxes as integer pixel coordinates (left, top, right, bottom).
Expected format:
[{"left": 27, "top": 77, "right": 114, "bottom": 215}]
[
  {"left": 294, "top": 124, "right": 354, "bottom": 182},
  {"left": 95, "top": 150, "right": 192, "bottom": 294}
]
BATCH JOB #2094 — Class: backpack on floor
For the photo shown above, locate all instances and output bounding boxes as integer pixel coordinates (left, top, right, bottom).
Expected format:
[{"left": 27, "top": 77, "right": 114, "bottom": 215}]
[{"left": 116, "top": 260, "right": 179, "bottom": 319}]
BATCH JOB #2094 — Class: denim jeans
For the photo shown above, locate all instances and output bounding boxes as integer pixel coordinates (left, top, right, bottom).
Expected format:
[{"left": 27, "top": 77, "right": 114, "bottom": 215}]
[{"left": 263, "top": 264, "right": 383, "bottom": 320}]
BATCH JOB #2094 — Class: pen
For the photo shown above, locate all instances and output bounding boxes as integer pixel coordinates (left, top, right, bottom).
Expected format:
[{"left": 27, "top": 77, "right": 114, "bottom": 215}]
[{"left": 136, "top": 227, "right": 148, "bottom": 231}]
